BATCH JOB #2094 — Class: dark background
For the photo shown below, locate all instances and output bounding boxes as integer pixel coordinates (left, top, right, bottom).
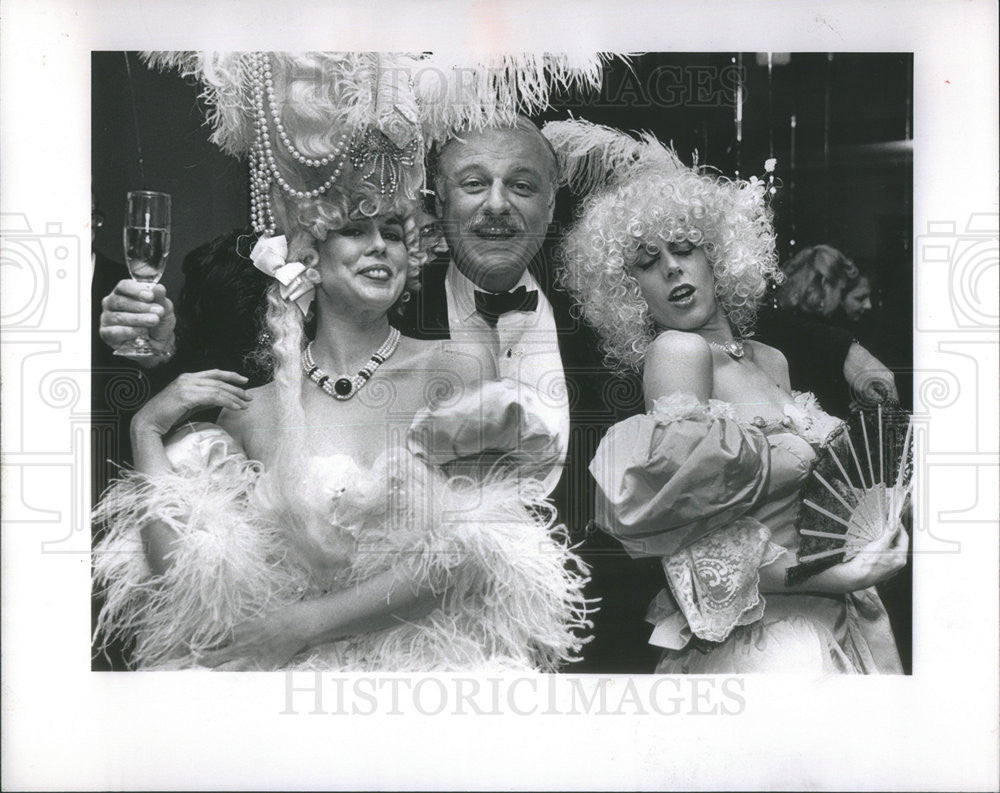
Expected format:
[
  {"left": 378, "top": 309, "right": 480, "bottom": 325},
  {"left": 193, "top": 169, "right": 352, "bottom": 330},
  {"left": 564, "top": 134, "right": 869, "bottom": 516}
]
[
  {"left": 93, "top": 52, "right": 913, "bottom": 331},
  {"left": 92, "top": 51, "right": 913, "bottom": 672}
]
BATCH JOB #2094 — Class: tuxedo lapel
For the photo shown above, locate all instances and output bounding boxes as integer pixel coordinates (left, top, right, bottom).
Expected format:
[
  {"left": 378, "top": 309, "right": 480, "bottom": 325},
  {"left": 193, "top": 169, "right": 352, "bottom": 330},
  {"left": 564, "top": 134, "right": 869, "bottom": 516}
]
[
  {"left": 397, "top": 256, "right": 451, "bottom": 339},
  {"left": 405, "top": 246, "right": 566, "bottom": 342}
]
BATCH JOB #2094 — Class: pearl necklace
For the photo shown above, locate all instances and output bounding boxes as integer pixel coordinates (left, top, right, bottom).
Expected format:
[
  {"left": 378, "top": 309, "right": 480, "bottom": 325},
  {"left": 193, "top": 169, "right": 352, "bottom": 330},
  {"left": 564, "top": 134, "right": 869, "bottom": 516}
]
[
  {"left": 301, "top": 328, "right": 401, "bottom": 400},
  {"left": 708, "top": 338, "right": 746, "bottom": 359}
]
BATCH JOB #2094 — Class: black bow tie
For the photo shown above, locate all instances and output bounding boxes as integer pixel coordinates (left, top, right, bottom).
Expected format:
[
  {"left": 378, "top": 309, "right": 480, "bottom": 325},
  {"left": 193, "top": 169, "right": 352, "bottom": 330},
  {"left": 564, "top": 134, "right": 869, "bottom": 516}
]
[{"left": 474, "top": 286, "right": 539, "bottom": 327}]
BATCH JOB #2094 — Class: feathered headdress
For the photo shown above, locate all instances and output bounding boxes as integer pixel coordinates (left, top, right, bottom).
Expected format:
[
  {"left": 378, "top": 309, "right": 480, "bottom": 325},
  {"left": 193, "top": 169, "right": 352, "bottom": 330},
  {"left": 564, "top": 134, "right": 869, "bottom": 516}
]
[
  {"left": 143, "top": 52, "right": 610, "bottom": 235},
  {"left": 541, "top": 117, "right": 687, "bottom": 196}
]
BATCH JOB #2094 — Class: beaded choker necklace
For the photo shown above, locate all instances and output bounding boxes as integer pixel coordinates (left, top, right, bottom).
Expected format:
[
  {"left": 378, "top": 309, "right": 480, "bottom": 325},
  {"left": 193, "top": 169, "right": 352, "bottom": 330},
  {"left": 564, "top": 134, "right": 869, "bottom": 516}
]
[
  {"left": 708, "top": 338, "right": 746, "bottom": 359},
  {"left": 301, "top": 328, "right": 401, "bottom": 400}
]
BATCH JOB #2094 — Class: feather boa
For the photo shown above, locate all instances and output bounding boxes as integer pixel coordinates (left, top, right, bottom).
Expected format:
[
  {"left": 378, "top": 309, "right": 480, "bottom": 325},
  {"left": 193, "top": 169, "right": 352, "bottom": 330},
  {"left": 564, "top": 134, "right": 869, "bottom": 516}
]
[
  {"left": 92, "top": 460, "right": 310, "bottom": 669},
  {"left": 93, "top": 444, "right": 590, "bottom": 672},
  {"left": 325, "top": 467, "right": 591, "bottom": 672}
]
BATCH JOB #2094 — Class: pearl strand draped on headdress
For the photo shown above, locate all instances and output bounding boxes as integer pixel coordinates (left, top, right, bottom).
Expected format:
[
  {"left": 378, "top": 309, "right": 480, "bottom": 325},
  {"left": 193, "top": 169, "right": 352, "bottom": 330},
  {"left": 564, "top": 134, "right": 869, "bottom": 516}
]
[{"left": 143, "top": 51, "right": 612, "bottom": 235}]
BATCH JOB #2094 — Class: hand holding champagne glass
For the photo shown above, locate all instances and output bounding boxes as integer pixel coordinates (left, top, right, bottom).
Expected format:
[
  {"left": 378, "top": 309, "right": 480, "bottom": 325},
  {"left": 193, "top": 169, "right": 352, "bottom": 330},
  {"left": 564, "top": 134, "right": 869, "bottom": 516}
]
[{"left": 115, "top": 191, "right": 171, "bottom": 357}]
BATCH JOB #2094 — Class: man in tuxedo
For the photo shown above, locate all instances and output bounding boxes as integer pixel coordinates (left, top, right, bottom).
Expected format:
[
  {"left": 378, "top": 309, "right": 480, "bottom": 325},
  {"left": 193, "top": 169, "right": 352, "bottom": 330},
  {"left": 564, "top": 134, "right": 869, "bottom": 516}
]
[
  {"left": 399, "top": 118, "right": 570, "bottom": 496},
  {"left": 96, "top": 117, "right": 665, "bottom": 672},
  {"left": 399, "top": 118, "right": 664, "bottom": 672}
]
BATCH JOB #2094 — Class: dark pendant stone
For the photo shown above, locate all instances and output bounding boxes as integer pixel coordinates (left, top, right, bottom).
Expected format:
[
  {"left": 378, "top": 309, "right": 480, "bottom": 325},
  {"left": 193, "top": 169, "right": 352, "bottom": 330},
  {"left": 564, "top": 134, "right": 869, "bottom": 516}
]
[{"left": 334, "top": 378, "right": 353, "bottom": 397}]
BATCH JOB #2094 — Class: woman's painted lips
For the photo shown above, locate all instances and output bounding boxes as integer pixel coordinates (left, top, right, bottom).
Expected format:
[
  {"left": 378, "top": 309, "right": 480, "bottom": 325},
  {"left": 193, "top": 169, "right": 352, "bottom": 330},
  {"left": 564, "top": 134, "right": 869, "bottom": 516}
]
[
  {"left": 668, "top": 284, "right": 695, "bottom": 303},
  {"left": 358, "top": 265, "right": 392, "bottom": 281}
]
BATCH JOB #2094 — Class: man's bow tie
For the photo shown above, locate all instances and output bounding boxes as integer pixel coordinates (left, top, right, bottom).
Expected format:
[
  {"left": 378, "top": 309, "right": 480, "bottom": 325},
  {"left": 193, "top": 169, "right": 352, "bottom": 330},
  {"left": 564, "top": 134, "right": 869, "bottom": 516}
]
[{"left": 474, "top": 286, "right": 539, "bottom": 327}]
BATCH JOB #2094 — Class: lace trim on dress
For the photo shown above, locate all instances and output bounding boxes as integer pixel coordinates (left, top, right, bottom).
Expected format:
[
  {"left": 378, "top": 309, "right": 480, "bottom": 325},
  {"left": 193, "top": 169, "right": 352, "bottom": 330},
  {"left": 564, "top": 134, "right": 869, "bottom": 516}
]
[
  {"left": 785, "top": 391, "right": 846, "bottom": 447},
  {"left": 650, "top": 517, "right": 786, "bottom": 647},
  {"left": 649, "top": 392, "right": 737, "bottom": 424}
]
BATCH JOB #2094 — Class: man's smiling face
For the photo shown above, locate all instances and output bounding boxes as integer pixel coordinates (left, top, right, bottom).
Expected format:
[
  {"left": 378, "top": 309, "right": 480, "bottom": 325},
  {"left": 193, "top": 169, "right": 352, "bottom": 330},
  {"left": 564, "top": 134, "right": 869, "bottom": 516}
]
[{"left": 435, "top": 123, "right": 557, "bottom": 293}]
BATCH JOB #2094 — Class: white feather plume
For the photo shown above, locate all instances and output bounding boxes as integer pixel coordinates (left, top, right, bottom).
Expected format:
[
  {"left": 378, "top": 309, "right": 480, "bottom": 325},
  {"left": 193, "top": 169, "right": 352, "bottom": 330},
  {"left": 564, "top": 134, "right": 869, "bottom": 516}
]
[
  {"left": 141, "top": 51, "right": 611, "bottom": 157},
  {"left": 414, "top": 53, "right": 609, "bottom": 142},
  {"left": 542, "top": 117, "right": 687, "bottom": 195},
  {"left": 142, "top": 51, "right": 258, "bottom": 156}
]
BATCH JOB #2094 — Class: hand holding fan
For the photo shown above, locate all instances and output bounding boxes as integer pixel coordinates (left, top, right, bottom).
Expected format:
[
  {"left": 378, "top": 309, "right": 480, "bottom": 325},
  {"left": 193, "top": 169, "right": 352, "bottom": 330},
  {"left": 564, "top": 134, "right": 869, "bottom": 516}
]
[{"left": 787, "top": 403, "right": 914, "bottom": 584}]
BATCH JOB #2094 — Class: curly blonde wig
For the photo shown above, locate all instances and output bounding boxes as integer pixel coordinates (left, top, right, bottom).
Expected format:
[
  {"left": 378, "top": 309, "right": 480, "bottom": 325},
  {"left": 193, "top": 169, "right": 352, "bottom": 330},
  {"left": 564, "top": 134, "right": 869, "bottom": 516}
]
[{"left": 559, "top": 165, "right": 780, "bottom": 371}]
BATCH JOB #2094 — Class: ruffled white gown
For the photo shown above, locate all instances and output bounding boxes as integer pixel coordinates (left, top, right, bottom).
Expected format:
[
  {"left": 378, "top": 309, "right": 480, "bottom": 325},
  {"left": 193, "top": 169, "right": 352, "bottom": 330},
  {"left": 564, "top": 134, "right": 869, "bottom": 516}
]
[
  {"left": 590, "top": 392, "right": 903, "bottom": 674},
  {"left": 93, "top": 381, "right": 590, "bottom": 671}
]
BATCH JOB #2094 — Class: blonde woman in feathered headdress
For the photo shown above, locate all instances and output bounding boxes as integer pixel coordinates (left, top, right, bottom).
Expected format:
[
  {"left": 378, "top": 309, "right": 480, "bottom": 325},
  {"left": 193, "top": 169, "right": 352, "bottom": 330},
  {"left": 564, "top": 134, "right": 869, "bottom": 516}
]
[
  {"left": 545, "top": 119, "right": 906, "bottom": 674},
  {"left": 92, "top": 53, "right": 599, "bottom": 671}
]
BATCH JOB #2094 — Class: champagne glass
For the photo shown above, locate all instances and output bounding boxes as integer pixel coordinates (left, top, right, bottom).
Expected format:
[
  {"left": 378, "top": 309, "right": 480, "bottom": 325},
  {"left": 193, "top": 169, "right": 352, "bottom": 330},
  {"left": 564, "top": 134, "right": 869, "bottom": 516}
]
[{"left": 116, "top": 191, "right": 171, "bottom": 357}]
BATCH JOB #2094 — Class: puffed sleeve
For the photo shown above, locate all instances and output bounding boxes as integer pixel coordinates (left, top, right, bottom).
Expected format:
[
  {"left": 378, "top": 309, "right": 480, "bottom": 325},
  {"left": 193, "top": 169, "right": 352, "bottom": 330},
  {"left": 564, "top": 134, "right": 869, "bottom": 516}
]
[
  {"left": 92, "top": 422, "right": 307, "bottom": 669},
  {"left": 590, "top": 394, "right": 790, "bottom": 649},
  {"left": 590, "top": 393, "right": 772, "bottom": 558},
  {"left": 406, "top": 378, "right": 563, "bottom": 488}
]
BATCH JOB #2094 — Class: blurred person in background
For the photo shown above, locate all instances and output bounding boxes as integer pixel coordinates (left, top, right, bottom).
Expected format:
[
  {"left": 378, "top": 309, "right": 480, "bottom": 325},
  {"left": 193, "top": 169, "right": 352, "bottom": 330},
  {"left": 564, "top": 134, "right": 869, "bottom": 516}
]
[{"left": 755, "top": 244, "right": 898, "bottom": 419}]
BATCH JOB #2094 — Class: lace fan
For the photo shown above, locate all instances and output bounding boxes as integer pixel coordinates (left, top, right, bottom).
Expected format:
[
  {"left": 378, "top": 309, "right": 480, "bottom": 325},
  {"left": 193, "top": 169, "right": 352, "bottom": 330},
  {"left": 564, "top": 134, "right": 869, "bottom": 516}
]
[{"left": 787, "top": 403, "right": 914, "bottom": 583}]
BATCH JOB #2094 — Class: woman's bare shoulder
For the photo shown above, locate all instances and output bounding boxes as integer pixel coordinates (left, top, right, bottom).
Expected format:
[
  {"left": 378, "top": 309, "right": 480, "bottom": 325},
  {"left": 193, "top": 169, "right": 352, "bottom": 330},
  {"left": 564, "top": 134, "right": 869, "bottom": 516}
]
[
  {"left": 647, "top": 330, "right": 713, "bottom": 364},
  {"left": 746, "top": 339, "right": 790, "bottom": 385},
  {"left": 746, "top": 339, "right": 788, "bottom": 368},
  {"left": 218, "top": 380, "right": 277, "bottom": 446},
  {"left": 643, "top": 331, "right": 713, "bottom": 403}
]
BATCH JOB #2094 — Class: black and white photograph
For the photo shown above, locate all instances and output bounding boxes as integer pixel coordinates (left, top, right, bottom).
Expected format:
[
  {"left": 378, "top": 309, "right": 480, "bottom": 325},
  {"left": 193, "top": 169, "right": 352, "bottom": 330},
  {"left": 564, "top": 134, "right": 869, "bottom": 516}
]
[
  {"left": 2, "top": 2, "right": 998, "bottom": 790},
  {"left": 89, "top": 50, "right": 915, "bottom": 676}
]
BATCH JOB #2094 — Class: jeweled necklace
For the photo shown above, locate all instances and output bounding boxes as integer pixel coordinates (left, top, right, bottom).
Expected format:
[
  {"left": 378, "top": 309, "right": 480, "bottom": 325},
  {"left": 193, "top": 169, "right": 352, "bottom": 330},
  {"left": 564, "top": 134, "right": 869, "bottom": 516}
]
[
  {"left": 301, "top": 328, "right": 401, "bottom": 400},
  {"left": 708, "top": 338, "right": 746, "bottom": 359}
]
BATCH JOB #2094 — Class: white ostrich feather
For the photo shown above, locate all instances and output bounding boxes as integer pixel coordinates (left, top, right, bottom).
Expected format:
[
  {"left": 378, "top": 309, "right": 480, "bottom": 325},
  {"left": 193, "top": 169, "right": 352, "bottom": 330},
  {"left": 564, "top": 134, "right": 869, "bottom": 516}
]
[
  {"left": 541, "top": 118, "right": 686, "bottom": 195},
  {"left": 141, "top": 51, "right": 610, "bottom": 157}
]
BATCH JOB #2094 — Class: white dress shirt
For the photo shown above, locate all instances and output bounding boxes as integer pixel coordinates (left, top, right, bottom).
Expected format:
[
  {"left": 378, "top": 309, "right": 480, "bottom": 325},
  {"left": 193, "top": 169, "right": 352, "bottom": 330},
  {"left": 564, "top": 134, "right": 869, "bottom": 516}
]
[{"left": 444, "top": 263, "right": 570, "bottom": 496}]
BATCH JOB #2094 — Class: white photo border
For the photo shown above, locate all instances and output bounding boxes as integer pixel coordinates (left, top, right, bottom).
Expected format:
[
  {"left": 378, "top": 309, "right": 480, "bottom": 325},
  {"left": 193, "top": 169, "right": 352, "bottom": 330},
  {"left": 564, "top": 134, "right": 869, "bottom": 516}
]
[{"left": 2, "top": 1, "right": 998, "bottom": 790}]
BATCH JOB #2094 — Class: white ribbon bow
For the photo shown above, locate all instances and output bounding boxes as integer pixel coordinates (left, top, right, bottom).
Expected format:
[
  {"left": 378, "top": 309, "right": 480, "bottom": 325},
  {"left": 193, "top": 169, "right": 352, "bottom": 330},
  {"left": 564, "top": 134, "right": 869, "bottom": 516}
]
[{"left": 250, "top": 235, "right": 320, "bottom": 316}]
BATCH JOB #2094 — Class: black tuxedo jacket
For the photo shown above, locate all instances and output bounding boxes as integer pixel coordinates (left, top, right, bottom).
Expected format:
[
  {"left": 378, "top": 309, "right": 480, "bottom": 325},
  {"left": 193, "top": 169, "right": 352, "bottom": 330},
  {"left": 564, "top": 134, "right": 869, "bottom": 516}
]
[{"left": 397, "top": 252, "right": 664, "bottom": 673}]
